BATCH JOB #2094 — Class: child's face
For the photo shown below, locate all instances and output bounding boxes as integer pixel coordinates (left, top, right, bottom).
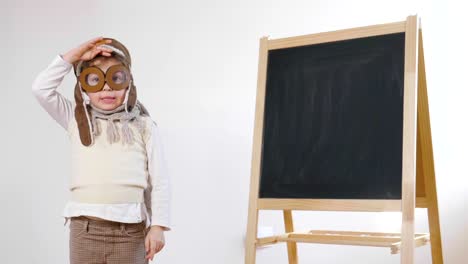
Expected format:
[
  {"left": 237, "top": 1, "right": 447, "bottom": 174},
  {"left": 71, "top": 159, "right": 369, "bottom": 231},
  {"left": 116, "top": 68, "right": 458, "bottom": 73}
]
[{"left": 85, "top": 57, "right": 128, "bottom": 111}]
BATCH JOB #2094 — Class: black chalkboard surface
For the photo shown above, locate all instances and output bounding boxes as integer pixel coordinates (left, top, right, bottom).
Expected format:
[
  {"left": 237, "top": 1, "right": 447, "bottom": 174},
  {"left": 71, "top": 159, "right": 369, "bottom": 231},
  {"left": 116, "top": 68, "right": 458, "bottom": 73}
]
[{"left": 259, "top": 32, "right": 406, "bottom": 199}]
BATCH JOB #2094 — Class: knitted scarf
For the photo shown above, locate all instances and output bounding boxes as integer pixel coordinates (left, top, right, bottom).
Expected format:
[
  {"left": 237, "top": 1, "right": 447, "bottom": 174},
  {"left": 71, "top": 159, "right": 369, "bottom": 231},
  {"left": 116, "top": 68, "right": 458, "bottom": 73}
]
[{"left": 89, "top": 103, "right": 145, "bottom": 145}]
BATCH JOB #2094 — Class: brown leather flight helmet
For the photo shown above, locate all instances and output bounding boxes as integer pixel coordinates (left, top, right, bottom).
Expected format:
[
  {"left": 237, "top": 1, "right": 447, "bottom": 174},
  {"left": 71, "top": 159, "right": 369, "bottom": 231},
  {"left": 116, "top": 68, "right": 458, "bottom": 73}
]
[{"left": 72, "top": 37, "right": 150, "bottom": 146}]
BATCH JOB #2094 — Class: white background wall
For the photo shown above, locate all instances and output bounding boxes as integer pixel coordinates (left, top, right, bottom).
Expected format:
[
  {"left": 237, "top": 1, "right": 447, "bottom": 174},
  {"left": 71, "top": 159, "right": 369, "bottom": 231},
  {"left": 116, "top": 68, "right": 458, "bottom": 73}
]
[{"left": 1, "top": 0, "right": 466, "bottom": 263}]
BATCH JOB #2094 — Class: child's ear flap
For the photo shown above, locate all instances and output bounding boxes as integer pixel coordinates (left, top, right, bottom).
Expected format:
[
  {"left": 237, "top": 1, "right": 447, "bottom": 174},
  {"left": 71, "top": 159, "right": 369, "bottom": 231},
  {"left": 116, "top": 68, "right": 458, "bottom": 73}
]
[{"left": 74, "top": 82, "right": 93, "bottom": 146}]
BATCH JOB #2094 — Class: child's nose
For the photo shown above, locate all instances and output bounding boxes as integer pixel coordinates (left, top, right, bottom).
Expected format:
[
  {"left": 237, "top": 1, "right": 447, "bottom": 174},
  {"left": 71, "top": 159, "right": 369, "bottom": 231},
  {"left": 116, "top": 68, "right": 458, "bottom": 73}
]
[{"left": 102, "top": 83, "right": 112, "bottom": 91}]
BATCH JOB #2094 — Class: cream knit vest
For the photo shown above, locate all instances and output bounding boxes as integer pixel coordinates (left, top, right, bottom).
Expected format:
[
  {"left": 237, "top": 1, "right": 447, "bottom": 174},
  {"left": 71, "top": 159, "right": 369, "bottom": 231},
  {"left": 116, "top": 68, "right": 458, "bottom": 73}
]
[{"left": 67, "top": 116, "right": 152, "bottom": 204}]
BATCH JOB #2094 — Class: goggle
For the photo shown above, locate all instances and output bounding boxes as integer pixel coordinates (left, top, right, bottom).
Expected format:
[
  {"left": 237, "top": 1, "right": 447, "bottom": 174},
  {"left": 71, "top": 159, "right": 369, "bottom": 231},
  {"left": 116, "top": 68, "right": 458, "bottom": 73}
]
[{"left": 79, "top": 64, "right": 131, "bottom": 93}]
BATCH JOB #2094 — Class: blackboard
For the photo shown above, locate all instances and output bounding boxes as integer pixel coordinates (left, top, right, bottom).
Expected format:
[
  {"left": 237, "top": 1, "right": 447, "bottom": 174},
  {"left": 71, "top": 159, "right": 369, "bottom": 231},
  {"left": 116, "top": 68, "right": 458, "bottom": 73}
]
[{"left": 259, "top": 32, "right": 406, "bottom": 199}]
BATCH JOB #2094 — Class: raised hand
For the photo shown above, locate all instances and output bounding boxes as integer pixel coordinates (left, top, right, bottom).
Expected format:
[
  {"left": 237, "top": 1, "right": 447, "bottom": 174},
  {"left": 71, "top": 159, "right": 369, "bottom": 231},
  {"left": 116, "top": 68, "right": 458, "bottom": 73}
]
[{"left": 62, "top": 36, "right": 114, "bottom": 64}]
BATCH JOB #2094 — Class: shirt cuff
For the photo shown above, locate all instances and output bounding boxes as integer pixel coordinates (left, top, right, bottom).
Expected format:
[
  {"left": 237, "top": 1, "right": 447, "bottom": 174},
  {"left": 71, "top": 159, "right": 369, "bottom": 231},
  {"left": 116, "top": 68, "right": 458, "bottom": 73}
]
[
  {"left": 150, "top": 222, "right": 171, "bottom": 231},
  {"left": 58, "top": 54, "right": 73, "bottom": 68}
]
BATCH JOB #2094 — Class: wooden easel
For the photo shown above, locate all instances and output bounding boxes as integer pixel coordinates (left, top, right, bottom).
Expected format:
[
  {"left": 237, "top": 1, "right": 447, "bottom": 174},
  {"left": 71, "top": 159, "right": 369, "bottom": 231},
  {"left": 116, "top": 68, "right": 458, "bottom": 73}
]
[{"left": 245, "top": 15, "right": 443, "bottom": 264}]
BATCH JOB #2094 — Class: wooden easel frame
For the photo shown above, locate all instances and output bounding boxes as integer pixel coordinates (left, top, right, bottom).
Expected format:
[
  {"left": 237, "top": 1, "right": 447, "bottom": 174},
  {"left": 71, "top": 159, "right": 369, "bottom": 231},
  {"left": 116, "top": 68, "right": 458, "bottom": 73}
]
[{"left": 245, "top": 15, "right": 443, "bottom": 264}]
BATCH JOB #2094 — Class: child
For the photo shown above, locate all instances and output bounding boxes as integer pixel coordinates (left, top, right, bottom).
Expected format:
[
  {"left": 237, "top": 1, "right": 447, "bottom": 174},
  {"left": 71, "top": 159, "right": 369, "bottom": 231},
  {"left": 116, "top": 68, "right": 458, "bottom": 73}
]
[{"left": 32, "top": 36, "right": 170, "bottom": 263}]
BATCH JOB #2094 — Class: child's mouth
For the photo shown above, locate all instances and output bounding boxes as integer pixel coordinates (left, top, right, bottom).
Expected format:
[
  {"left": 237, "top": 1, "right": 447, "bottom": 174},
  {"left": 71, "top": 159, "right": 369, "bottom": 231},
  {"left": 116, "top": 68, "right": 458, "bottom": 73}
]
[{"left": 101, "top": 96, "right": 116, "bottom": 104}]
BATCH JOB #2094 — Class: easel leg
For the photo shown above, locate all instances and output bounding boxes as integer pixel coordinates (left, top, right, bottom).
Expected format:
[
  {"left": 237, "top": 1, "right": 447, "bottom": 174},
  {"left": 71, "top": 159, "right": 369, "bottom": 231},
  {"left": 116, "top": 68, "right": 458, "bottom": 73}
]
[
  {"left": 401, "top": 15, "right": 419, "bottom": 264},
  {"left": 401, "top": 207, "right": 415, "bottom": 264},
  {"left": 283, "top": 210, "right": 298, "bottom": 264},
  {"left": 417, "top": 27, "right": 444, "bottom": 264},
  {"left": 245, "top": 35, "right": 269, "bottom": 264},
  {"left": 426, "top": 201, "right": 443, "bottom": 263},
  {"left": 245, "top": 209, "right": 259, "bottom": 264}
]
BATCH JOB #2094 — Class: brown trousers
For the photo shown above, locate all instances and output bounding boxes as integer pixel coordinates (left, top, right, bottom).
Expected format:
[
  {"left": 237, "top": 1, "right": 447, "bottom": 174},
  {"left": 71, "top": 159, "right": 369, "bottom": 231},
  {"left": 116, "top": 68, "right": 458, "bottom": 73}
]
[{"left": 69, "top": 216, "right": 149, "bottom": 264}]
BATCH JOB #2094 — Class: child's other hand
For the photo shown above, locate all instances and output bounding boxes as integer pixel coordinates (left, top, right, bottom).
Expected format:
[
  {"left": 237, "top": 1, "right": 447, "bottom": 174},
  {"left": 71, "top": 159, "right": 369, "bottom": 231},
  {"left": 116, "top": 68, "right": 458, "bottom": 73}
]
[
  {"left": 145, "top": 225, "right": 166, "bottom": 261},
  {"left": 62, "top": 36, "right": 114, "bottom": 64}
]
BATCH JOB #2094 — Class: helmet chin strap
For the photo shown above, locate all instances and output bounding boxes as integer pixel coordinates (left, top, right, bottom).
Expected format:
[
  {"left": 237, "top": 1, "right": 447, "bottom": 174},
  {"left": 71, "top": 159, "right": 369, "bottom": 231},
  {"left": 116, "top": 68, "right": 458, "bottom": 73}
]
[
  {"left": 79, "top": 83, "right": 91, "bottom": 105},
  {"left": 122, "top": 80, "right": 132, "bottom": 113}
]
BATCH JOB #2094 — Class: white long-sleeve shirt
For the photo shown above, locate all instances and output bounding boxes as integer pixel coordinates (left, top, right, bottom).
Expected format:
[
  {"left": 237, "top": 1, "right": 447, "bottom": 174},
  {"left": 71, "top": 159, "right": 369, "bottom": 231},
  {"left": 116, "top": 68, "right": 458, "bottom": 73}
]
[{"left": 32, "top": 54, "right": 170, "bottom": 231}]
